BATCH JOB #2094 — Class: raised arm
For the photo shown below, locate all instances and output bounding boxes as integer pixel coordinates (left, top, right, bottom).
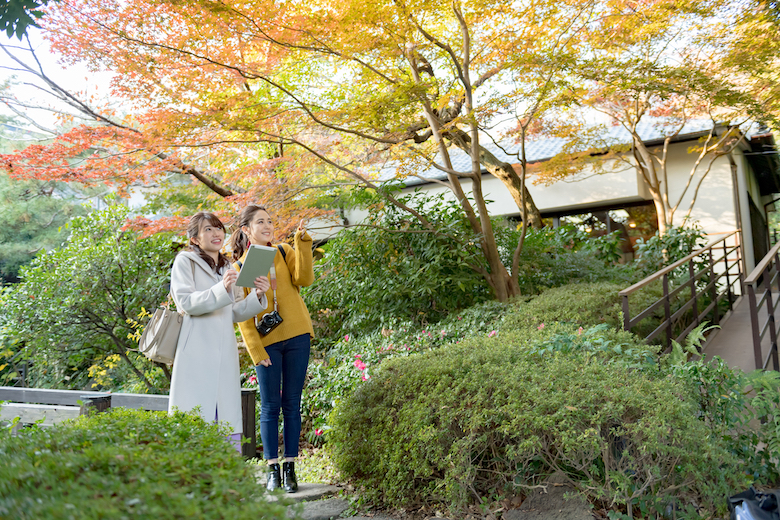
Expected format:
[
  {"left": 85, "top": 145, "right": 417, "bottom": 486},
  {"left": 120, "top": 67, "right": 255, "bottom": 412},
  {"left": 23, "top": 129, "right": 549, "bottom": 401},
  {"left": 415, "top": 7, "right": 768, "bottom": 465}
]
[{"left": 284, "top": 230, "right": 314, "bottom": 288}]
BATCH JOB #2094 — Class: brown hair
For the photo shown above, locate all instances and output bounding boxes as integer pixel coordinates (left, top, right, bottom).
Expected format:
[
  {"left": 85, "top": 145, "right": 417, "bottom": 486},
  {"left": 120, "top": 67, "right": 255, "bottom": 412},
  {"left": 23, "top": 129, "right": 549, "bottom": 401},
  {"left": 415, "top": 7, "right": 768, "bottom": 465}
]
[
  {"left": 228, "top": 204, "right": 270, "bottom": 261},
  {"left": 185, "top": 212, "right": 229, "bottom": 272}
]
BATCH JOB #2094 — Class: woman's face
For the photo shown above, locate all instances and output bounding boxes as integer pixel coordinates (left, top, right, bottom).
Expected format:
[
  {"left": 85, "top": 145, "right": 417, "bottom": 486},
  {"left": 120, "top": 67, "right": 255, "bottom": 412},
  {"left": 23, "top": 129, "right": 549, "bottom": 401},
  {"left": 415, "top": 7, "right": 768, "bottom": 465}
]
[
  {"left": 242, "top": 209, "right": 275, "bottom": 245},
  {"left": 192, "top": 220, "right": 225, "bottom": 257}
]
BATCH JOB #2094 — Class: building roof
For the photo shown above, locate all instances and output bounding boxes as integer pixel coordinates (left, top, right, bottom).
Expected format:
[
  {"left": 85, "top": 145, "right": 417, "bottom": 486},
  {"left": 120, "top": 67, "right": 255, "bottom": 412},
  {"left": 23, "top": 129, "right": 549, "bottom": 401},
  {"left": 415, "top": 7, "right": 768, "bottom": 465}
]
[{"left": 380, "top": 118, "right": 761, "bottom": 187}]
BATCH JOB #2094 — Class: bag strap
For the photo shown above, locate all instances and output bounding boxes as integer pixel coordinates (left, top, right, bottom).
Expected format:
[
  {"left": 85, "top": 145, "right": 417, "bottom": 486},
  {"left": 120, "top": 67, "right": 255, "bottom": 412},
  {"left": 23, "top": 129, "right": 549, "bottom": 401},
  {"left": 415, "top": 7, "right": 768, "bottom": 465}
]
[{"left": 277, "top": 244, "right": 300, "bottom": 293}]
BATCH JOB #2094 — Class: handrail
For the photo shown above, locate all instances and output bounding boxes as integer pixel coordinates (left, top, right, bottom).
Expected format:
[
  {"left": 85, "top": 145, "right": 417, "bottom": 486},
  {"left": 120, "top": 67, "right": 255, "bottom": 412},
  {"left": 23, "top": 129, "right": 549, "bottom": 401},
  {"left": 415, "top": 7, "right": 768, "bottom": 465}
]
[
  {"left": 745, "top": 241, "right": 780, "bottom": 371},
  {"left": 620, "top": 231, "right": 743, "bottom": 352},
  {"left": 745, "top": 241, "right": 780, "bottom": 285},
  {"left": 620, "top": 231, "right": 738, "bottom": 297}
]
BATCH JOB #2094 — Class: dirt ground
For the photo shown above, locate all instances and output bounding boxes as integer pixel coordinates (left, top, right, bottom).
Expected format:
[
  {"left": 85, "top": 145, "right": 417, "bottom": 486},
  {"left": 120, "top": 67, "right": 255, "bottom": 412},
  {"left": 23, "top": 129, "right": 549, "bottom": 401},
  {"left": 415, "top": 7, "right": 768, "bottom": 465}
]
[{"left": 370, "top": 472, "right": 595, "bottom": 520}]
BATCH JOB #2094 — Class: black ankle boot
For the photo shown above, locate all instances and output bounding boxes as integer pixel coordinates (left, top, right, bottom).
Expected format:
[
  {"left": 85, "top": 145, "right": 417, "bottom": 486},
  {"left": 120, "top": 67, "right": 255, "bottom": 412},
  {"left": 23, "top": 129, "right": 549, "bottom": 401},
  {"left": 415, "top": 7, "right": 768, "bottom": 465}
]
[
  {"left": 282, "top": 461, "right": 298, "bottom": 493},
  {"left": 266, "top": 463, "right": 281, "bottom": 492}
]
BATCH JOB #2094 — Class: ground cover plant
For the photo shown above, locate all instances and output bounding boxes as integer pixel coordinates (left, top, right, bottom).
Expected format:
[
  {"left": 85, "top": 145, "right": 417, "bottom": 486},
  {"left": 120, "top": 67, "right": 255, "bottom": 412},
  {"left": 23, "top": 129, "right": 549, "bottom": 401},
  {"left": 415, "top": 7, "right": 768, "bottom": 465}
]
[{"left": 0, "top": 408, "right": 290, "bottom": 520}]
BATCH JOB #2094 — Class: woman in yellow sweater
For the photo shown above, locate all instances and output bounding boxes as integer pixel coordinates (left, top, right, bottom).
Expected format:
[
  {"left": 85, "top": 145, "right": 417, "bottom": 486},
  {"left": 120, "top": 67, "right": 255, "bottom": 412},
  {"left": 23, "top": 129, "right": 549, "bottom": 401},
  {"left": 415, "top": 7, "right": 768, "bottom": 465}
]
[{"left": 229, "top": 204, "right": 314, "bottom": 493}]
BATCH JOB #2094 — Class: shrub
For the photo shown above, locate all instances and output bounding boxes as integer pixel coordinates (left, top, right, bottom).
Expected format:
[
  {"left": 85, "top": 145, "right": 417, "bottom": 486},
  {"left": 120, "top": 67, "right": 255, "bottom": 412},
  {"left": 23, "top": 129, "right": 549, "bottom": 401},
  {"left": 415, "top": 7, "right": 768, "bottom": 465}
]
[
  {"left": 497, "top": 225, "right": 633, "bottom": 294},
  {"left": 302, "top": 300, "right": 508, "bottom": 444},
  {"left": 328, "top": 330, "right": 752, "bottom": 517},
  {"left": 0, "top": 202, "right": 180, "bottom": 392},
  {"left": 0, "top": 408, "right": 289, "bottom": 519},
  {"left": 304, "top": 191, "right": 492, "bottom": 341},
  {"left": 501, "top": 281, "right": 665, "bottom": 342},
  {"left": 633, "top": 225, "right": 707, "bottom": 278}
]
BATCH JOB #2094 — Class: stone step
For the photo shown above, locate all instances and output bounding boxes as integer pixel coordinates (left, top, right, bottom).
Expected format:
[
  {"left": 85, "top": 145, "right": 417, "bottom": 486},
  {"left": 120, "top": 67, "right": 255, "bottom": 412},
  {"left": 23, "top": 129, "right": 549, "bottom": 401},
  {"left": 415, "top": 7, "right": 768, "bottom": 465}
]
[{"left": 265, "top": 482, "right": 341, "bottom": 503}]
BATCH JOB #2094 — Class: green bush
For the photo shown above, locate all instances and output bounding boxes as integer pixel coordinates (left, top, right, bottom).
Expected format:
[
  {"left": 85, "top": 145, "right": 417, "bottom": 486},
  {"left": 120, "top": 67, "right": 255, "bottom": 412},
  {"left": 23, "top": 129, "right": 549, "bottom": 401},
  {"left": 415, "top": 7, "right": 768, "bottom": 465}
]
[
  {"left": 302, "top": 300, "right": 508, "bottom": 444},
  {"left": 633, "top": 225, "right": 707, "bottom": 278},
  {"left": 0, "top": 202, "right": 180, "bottom": 392},
  {"left": 499, "top": 226, "right": 633, "bottom": 294},
  {"left": 327, "top": 331, "right": 752, "bottom": 517},
  {"left": 0, "top": 408, "right": 289, "bottom": 519},
  {"left": 501, "top": 281, "right": 665, "bottom": 342},
  {"left": 304, "top": 191, "right": 493, "bottom": 341}
]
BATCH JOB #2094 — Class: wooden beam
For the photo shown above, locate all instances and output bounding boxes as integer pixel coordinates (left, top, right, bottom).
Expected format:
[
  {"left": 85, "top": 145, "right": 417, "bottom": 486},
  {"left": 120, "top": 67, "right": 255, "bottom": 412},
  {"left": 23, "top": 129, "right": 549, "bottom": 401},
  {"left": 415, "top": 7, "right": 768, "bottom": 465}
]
[
  {"left": 0, "top": 387, "right": 168, "bottom": 411},
  {"left": 0, "top": 403, "right": 80, "bottom": 426}
]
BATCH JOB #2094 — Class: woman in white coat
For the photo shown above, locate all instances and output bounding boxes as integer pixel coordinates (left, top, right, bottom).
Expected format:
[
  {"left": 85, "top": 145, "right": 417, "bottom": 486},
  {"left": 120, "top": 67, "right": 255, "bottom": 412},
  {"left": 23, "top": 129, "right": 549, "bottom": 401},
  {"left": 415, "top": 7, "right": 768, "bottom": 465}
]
[{"left": 169, "top": 212, "right": 270, "bottom": 452}]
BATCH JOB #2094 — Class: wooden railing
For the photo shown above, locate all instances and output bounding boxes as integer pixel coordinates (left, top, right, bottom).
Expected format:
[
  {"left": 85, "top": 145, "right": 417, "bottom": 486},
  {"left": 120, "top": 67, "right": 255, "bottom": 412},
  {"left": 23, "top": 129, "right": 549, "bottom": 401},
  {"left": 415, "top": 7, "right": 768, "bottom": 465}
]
[
  {"left": 745, "top": 241, "right": 780, "bottom": 371},
  {"left": 0, "top": 386, "right": 258, "bottom": 458},
  {"left": 620, "top": 231, "right": 743, "bottom": 351}
]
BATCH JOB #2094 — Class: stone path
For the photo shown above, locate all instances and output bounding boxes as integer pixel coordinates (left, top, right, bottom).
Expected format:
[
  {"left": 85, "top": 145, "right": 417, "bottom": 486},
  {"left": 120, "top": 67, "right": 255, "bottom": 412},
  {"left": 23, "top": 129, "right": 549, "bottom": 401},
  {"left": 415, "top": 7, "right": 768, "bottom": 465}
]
[
  {"left": 262, "top": 472, "right": 594, "bottom": 520},
  {"left": 251, "top": 459, "right": 594, "bottom": 520},
  {"left": 264, "top": 482, "right": 397, "bottom": 520}
]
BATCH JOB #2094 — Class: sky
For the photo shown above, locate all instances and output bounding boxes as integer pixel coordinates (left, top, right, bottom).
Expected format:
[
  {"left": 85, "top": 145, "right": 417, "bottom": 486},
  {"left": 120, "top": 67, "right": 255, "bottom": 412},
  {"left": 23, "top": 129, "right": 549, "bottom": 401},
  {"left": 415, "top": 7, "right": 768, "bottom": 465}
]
[{"left": 0, "top": 27, "right": 115, "bottom": 132}]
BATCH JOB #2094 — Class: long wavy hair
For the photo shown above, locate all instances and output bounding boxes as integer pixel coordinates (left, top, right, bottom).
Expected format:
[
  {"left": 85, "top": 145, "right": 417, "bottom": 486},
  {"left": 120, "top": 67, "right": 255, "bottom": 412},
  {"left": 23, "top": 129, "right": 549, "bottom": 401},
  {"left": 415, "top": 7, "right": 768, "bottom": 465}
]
[
  {"left": 185, "top": 212, "right": 230, "bottom": 272},
  {"left": 228, "top": 204, "right": 270, "bottom": 261}
]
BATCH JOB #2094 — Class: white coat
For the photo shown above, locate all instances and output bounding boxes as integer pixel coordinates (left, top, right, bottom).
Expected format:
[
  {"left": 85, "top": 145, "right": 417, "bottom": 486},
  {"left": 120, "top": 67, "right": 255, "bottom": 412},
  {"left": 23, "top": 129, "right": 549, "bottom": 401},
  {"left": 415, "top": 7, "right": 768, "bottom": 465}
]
[{"left": 168, "top": 251, "right": 266, "bottom": 435}]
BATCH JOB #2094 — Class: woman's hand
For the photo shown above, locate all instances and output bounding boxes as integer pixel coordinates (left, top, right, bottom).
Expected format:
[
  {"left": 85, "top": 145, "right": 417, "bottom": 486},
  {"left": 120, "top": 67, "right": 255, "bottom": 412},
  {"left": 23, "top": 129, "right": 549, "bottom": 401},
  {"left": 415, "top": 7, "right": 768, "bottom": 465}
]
[
  {"left": 298, "top": 219, "right": 307, "bottom": 235},
  {"left": 223, "top": 269, "right": 238, "bottom": 291},
  {"left": 258, "top": 358, "right": 272, "bottom": 367},
  {"left": 253, "top": 276, "right": 270, "bottom": 295}
]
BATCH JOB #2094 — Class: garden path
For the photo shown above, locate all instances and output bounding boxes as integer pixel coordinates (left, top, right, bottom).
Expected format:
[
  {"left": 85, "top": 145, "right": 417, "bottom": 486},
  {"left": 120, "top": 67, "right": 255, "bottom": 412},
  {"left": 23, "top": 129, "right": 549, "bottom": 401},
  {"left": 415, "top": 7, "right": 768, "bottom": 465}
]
[{"left": 278, "top": 474, "right": 594, "bottom": 520}]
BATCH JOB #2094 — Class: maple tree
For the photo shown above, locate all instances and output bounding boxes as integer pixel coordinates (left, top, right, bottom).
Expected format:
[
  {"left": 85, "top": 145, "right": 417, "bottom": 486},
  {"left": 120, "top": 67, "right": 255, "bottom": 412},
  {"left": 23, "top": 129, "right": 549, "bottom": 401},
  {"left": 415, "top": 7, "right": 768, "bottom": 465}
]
[
  {"left": 718, "top": 0, "right": 780, "bottom": 129},
  {"left": 4, "top": 0, "right": 761, "bottom": 297},
  {"left": 0, "top": 36, "right": 329, "bottom": 241},
  {"left": 1, "top": 0, "right": 634, "bottom": 300},
  {"left": 533, "top": 0, "right": 772, "bottom": 235}
]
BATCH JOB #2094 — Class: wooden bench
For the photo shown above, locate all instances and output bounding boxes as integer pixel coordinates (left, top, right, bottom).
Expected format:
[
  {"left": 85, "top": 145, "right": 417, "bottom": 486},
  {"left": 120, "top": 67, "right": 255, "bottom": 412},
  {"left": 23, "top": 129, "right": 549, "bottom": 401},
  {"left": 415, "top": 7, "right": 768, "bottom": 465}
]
[{"left": 0, "top": 386, "right": 258, "bottom": 458}]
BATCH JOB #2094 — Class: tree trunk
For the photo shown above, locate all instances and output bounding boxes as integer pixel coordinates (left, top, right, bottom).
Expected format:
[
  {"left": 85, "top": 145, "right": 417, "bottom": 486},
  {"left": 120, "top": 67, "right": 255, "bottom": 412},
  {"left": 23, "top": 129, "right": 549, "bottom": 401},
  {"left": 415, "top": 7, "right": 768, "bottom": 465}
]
[{"left": 445, "top": 129, "right": 543, "bottom": 228}]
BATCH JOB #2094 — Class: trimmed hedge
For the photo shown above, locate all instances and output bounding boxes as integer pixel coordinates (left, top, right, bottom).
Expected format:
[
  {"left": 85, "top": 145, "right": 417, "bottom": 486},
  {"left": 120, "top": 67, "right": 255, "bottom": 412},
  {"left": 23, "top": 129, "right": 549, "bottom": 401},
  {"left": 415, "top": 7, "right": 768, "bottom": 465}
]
[
  {"left": 0, "top": 408, "right": 289, "bottom": 519},
  {"left": 328, "top": 332, "right": 750, "bottom": 516},
  {"left": 503, "top": 282, "right": 664, "bottom": 341}
]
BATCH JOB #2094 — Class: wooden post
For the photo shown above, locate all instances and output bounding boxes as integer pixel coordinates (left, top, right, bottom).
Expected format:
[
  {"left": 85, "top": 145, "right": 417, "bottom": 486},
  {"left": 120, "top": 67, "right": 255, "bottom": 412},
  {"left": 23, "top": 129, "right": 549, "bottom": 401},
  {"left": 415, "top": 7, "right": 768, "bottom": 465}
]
[
  {"left": 79, "top": 394, "right": 112, "bottom": 416},
  {"left": 709, "top": 249, "right": 719, "bottom": 325},
  {"left": 663, "top": 274, "right": 672, "bottom": 352},
  {"left": 241, "top": 388, "right": 257, "bottom": 458}
]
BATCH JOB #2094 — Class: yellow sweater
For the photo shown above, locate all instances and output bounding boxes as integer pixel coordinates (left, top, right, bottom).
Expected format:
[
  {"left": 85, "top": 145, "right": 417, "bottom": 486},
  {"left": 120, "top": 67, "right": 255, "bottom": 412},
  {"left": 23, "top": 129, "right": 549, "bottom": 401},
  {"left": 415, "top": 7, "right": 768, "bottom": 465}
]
[{"left": 235, "top": 231, "right": 315, "bottom": 364}]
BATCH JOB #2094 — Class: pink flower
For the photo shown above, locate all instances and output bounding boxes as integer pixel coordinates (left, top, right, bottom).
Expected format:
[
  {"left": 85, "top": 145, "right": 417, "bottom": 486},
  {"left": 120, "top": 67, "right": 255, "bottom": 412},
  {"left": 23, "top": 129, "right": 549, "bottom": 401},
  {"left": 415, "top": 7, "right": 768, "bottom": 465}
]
[
  {"left": 354, "top": 353, "right": 362, "bottom": 358},
  {"left": 440, "top": 330, "right": 447, "bottom": 336},
  {"left": 354, "top": 359, "right": 367, "bottom": 371},
  {"left": 457, "top": 316, "right": 462, "bottom": 320},
  {"left": 577, "top": 327, "right": 584, "bottom": 335},
  {"left": 344, "top": 334, "right": 350, "bottom": 342},
  {"left": 537, "top": 323, "right": 545, "bottom": 330},
  {"left": 488, "top": 330, "right": 497, "bottom": 338},
  {"left": 361, "top": 373, "right": 370, "bottom": 381},
  {"left": 248, "top": 375, "right": 258, "bottom": 385},
  {"left": 315, "top": 428, "right": 323, "bottom": 436}
]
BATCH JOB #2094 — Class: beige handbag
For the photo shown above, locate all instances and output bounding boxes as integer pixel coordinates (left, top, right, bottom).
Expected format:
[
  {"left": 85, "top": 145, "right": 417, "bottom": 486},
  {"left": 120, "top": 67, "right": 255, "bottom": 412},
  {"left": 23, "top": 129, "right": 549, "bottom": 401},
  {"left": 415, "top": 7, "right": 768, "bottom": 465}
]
[
  {"left": 138, "top": 307, "right": 183, "bottom": 364},
  {"left": 138, "top": 260, "right": 192, "bottom": 364}
]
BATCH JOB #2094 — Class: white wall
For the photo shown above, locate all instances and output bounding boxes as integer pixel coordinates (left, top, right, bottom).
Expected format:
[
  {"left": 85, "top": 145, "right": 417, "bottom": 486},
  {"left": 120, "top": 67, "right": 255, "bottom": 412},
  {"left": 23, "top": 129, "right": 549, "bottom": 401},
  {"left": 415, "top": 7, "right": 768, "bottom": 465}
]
[{"left": 311, "top": 140, "right": 761, "bottom": 268}]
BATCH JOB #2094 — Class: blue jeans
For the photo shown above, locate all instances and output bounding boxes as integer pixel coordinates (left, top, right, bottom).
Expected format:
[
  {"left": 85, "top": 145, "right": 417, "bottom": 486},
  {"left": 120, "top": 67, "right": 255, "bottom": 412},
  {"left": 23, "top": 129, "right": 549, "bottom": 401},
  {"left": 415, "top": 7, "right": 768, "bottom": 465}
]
[{"left": 255, "top": 333, "right": 311, "bottom": 460}]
